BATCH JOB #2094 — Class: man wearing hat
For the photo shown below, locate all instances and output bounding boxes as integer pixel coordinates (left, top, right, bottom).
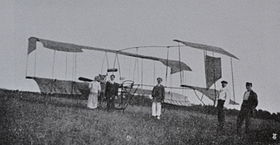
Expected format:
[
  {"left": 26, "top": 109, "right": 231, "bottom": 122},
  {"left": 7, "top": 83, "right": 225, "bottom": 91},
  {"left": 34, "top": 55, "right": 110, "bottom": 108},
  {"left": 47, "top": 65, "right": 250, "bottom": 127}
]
[
  {"left": 151, "top": 77, "right": 165, "bottom": 120},
  {"left": 237, "top": 82, "right": 258, "bottom": 134},
  {"left": 105, "top": 74, "right": 119, "bottom": 111},
  {"left": 217, "top": 80, "right": 230, "bottom": 132}
]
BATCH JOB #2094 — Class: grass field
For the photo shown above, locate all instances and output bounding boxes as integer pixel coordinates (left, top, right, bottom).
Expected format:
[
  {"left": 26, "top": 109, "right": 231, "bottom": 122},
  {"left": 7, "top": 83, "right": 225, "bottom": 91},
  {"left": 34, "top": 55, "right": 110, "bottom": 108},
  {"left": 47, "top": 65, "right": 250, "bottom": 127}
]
[{"left": 0, "top": 91, "right": 280, "bottom": 145}]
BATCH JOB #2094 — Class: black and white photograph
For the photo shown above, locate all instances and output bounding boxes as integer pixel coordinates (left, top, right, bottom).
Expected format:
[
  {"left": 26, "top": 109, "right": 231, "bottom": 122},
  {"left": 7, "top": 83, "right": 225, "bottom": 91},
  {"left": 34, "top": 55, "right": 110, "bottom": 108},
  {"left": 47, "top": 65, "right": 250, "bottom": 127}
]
[{"left": 0, "top": 0, "right": 280, "bottom": 144}]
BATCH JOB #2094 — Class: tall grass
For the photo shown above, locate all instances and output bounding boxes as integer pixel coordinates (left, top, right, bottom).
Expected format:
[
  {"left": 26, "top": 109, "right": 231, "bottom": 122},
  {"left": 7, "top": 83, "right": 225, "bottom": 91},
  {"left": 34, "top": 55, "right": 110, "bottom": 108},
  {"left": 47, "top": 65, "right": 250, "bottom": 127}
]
[{"left": 0, "top": 91, "right": 279, "bottom": 145}]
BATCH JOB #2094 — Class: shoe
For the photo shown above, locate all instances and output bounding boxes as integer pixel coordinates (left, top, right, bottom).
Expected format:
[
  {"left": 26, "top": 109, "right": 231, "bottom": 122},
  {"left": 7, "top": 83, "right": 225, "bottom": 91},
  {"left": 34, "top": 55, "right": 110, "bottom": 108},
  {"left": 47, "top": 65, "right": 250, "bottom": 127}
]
[{"left": 157, "top": 116, "right": 160, "bottom": 120}]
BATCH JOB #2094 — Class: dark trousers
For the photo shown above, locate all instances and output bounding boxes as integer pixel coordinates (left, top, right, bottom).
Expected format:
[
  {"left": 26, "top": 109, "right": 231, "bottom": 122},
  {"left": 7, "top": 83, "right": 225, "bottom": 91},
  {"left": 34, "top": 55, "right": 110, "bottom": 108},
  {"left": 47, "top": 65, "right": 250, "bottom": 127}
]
[
  {"left": 106, "top": 96, "right": 115, "bottom": 111},
  {"left": 217, "top": 100, "right": 225, "bottom": 131},
  {"left": 237, "top": 104, "right": 251, "bottom": 134}
]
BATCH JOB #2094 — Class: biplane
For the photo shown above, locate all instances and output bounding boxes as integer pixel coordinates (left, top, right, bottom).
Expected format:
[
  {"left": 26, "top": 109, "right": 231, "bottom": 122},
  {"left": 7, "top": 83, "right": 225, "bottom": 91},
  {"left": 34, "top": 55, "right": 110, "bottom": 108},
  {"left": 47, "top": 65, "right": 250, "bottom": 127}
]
[{"left": 25, "top": 37, "right": 239, "bottom": 110}]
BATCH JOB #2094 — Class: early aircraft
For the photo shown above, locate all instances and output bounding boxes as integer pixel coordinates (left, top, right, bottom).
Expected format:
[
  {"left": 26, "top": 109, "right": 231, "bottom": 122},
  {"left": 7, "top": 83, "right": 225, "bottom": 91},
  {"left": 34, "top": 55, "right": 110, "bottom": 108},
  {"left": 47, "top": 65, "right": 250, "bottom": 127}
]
[{"left": 25, "top": 37, "right": 239, "bottom": 110}]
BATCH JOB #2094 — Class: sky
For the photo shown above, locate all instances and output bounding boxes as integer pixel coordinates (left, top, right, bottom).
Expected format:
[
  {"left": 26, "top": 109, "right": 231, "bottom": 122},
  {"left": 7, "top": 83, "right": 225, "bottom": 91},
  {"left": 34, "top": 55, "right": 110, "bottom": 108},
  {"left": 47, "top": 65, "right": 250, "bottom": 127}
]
[{"left": 0, "top": 0, "right": 279, "bottom": 113}]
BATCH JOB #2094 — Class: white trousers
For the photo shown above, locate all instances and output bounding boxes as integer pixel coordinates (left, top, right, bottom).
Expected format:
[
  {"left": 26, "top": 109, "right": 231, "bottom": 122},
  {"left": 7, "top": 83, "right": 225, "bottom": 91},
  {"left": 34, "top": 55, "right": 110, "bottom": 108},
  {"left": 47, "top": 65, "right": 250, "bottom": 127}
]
[{"left": 152, "top": 102, "right": 162, "bottom": 116}]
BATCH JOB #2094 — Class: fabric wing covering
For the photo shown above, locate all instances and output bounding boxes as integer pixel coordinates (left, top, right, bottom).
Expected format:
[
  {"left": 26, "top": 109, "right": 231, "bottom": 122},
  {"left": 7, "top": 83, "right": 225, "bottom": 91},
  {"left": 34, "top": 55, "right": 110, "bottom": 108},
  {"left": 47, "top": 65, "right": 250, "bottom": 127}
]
[
  {"left": 174, "top": 39, "right": 239, "bottom": 60},
  {"left": 182, "top": 85, "right": 218, "bottom": 101},
  {"left": 205, "top": 55, "right": 222, "bottom": 88},
  {"left": 229, "top": 99, "right": 239, "bottom": 105},
  {"left": 159, "top": 59, "right": 192, "bottom": 74},
  {"left": 181, "top": 85, "right": 239, "bottom": 104},
  {"left": 131, "top": 88, "right": 191, "bottom": 106},
  {"left": 28, "top": 76, "right": 192, "bottom": 106},
  {"left": 28, "top": 37, "right": 191, "bottom": 74},
  {"left": 27, "top": 77, "right": 89, "bottom": 95}
]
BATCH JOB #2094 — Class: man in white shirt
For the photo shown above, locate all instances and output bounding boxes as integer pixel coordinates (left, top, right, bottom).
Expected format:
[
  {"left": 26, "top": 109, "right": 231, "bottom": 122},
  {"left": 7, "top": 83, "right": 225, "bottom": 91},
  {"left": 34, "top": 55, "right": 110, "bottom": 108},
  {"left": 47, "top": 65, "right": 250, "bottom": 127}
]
[{"left": 217, "top": 80, "right": 230, "bottom": 132}]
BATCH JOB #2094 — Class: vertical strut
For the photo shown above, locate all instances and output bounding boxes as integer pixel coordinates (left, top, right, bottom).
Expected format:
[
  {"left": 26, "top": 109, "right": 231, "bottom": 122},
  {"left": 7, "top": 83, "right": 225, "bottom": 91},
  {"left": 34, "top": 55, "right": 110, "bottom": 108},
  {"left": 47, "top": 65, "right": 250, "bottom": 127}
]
[
  {"left": 34, "top": 49, "right": 37, "bottom": 76},
  {"left": 52, "top": 50, "right": 56, "bottom": 79},
  {"left": 141, "top": 58, "right": 143, "bottom": 89},
  {"left": 153, "top": 62, "right": 156, "bottom": 84},
  {"left": 165, "top": 47, "right": 169, "bottom": 86},
  {"left": 116, "top": 54, "right": 122, "bottom": 79},
  {"left": 25, "top": 54, "right": 29, "bottom": 77},
  {"left": 74, "top": 53, "right": 77, "bottom": 81},
  {"left": 178, "top": 43, "right": 182, "bottom": 85},
  {"left": 212, "top": 52, "right": 217, "bottom": 106},
  {"left": 230, "top": 58, "right": 236, "bottom": 103}
]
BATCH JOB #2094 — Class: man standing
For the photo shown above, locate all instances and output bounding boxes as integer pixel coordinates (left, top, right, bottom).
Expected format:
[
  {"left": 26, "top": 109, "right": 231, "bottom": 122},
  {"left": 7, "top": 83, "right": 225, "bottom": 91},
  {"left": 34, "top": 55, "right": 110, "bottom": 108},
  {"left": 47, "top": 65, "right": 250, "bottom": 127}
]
[
  {"left": 105, "top": 74, "right": 119, "bottom": 111},
  {"left": 237, "top": 82, "right": 258, "bottom": 134},
  {"left": 152, "top": 77, "right": 165, "bottom": 120},
  {"left": 217, "top": 80, "right": 229, "bottom": 132}
]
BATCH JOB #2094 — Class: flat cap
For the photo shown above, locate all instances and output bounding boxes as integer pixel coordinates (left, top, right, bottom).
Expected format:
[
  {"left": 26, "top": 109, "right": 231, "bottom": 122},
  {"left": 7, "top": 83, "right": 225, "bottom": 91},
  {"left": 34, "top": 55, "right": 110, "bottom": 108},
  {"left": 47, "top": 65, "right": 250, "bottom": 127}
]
[
  {"left": 246, "top": 82, "right": 252, "bottom": 86},
  {"left": 221, "top": 80, "right": 228, "bottom": 84},
  {"left": 157, "top": 77, "right": 163, "bottom": 81}
]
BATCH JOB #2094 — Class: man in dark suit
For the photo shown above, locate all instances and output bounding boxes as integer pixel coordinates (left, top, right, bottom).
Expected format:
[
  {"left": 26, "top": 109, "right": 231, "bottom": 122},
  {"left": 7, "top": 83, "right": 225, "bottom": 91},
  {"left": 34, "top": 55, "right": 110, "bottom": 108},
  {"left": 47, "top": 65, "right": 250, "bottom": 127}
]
[
  {"left": 237, "top": 82, "right": 258, "bottom": 134},
  {"left": 151, "top": 77, "right": 165, "bottom": 120},
  {"left": 105, "top": 74, "right": 119, "bottom": 111}
]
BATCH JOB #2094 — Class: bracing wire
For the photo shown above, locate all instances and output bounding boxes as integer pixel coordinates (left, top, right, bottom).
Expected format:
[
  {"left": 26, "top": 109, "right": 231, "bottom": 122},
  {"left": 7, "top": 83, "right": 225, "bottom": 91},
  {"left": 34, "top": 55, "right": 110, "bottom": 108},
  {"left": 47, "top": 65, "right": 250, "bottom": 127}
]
[
  {"left": 133, "top": 48, "right": 139, "bottom": 82},
  {"left": 193, "top": 90, "right": 205, "bottom": 105},
  {"left": 105, "top": 52, "right": 109, "bottom": 71},
  {"left": 116, "top": 54, "right": 122, "bottom": 79},
  {"left": 65, "top": 53, "right": 68, "bottom": 79},
  {"left": 113, "top": 53, "right": 117, "bottom": 68},
  {"left": 101, "top": 52, "right": 106, "bottom": 74},
  {"left": 70, "top": 53, "right": 75, "bottom": 93},
  {"left": 72, "top": 53, "right": 75, "bottom": 81},
  {"left": 141, "top": 58, "right": 144, "bottom": 89},
  {"left": 112, "top": 53, "right": 122, "bottom": 78},
  {"left": 128, "top": 55, "right": 132, "bottom": 80},
  {"left": 169, "top": 69, "right": 173, "bottom": 101},
  {"left": 133, "top": 56, "right": 137, "bottom": 81},
  {"left": 101, "top": 52, "right": 110, "bottom": 74},
  {"left": 137, "top": 49, "right": 140, "bottom": 83}
]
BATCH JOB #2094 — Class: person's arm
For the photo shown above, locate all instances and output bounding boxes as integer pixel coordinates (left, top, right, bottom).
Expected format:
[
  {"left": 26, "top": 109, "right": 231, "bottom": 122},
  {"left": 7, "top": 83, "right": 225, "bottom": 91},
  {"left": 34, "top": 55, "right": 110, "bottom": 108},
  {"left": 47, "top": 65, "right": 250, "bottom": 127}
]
[
  {"left": 225, "top": 89, "right": 231, "bottom": 106},
  {"left": 115, "top": 83, "right": 119, "bottom": 96},
  {"left": 151, "top": 87, "right": 155, "bottom": 98},
  {"left": 104, "top": 82, "right": 109, "bottom": 97},
  {"left": 162, "top": 86, "right": 165, "bottom": 102},
  {"left": 252, "top": 92, "right": 258, "bottom": 109},
  {"left": 98, "top": 83, "right": 101, "bottom": 95},
  {"left": 89, "top": 83, "right": 93, "bottom": 93},
  {"left": 250, "top": 92, "right": 258, "bottom": 116}
]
